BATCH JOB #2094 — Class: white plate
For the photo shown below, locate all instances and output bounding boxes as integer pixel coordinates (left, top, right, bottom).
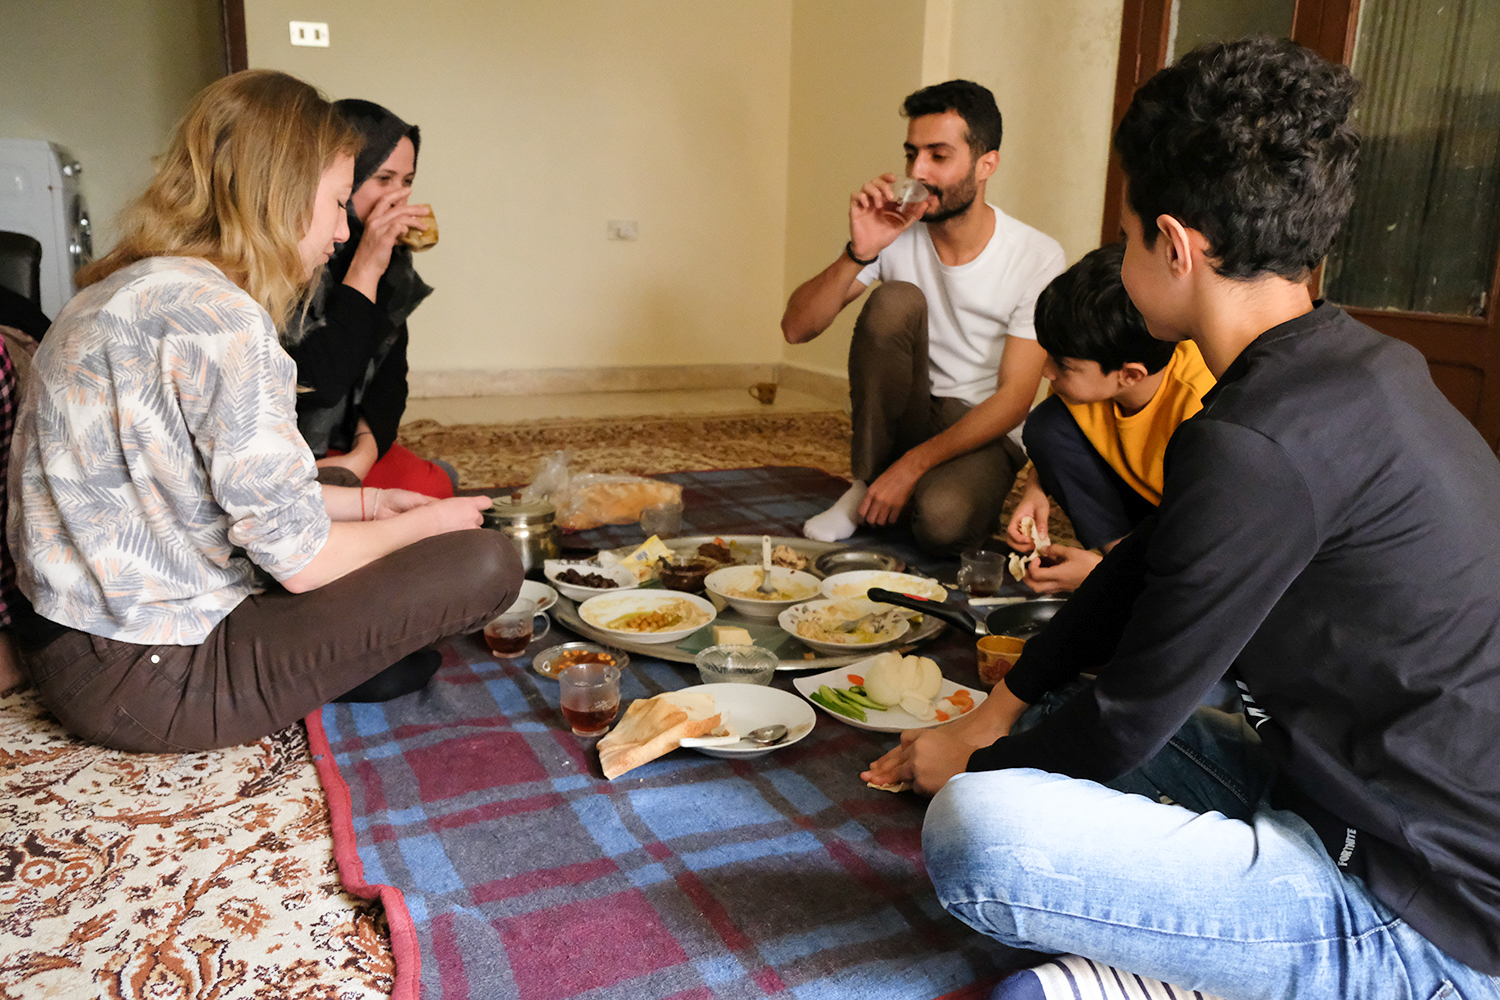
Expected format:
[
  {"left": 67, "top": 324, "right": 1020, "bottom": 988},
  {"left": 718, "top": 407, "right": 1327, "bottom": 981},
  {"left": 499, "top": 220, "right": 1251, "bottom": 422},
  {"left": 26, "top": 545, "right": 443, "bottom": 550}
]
[
  {"left": 792, "top": 660, "right": 987, "bottom": 733},
  {"left": 819, "top": 570, "right": 947, "bottom": 610},
  {"left": 544, "top": 560, "right": 640, "bottom": 602},
  {"left": 578, "top": 590, "right": 717, "bottom": 645},
  {"left": 507, "top": 580, "right": 558, "bottom": 614},
  {"left": 664, "top": 683, "right": 816, "bottom": 759},
  {"left": 704, "top": 565, "right": 822, "bottom": 619},
  {"left": 778, "top": 599, "right": 911, "bottom": 655}
]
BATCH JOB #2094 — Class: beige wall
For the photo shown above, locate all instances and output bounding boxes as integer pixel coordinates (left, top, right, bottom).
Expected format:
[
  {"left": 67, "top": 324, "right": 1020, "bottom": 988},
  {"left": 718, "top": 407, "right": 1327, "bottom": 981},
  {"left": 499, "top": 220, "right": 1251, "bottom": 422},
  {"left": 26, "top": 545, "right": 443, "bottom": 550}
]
[
  {"left": 0, "top": 0, "right": 224, "bottom": 251},
  {"left": 949, "top": 0, "right": 1122, "bottom": 266},
  {"left": 780, "top": 0, "right": 928, "bottom": 378},
  {"left": 0, "top": 0, "right": 1119, "bottom": 382},
  {"left": 779, "top": 0, "right": 1121, "bottom": 379},
  {"left": 245, "top": 0, "right": 794, "bottom": 375}
]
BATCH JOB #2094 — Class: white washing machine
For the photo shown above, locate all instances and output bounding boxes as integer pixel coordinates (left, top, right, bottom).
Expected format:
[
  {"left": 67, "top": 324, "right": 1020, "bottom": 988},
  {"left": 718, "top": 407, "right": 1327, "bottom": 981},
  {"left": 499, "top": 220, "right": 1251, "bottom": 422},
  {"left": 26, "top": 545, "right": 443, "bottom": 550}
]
[{"left": 0, "top": 139, "right": 93, "bottom": 318}]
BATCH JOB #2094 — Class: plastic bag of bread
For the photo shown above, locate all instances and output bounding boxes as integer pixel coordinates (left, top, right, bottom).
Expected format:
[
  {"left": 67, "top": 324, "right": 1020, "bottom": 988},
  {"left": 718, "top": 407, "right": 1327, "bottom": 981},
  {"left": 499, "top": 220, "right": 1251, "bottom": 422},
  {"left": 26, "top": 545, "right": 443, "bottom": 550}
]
[
  {"left": 597, "top": 690, "right": 721, "bottom": 780},
  {"left": 557, "top": 474, "right": 683, "bottom": 532}
]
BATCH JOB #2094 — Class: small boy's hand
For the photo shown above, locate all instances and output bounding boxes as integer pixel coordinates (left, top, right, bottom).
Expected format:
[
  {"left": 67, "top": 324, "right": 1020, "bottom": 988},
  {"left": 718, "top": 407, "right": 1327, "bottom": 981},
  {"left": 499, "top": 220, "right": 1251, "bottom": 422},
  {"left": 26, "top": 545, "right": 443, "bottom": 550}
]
[
  {"left": 1006, "top": 473, "right": 1049, "bottom": 551},
  {"left": 1024, "top": 543, "right": 1101, "bottom": 594}
]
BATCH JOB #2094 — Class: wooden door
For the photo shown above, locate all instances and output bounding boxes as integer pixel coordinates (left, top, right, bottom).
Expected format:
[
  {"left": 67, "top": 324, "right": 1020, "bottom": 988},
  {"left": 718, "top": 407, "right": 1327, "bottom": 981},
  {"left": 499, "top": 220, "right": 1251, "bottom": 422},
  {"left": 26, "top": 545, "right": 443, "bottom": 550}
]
[{"left": 1103, "top": 0, "right": 1500, "bottom": 452}]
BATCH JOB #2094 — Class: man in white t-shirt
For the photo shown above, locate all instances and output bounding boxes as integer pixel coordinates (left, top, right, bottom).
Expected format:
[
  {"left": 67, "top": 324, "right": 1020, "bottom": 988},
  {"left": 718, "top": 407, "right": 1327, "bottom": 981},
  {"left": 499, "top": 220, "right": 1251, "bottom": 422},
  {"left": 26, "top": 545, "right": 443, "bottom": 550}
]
[{"left": 782, "top": 80, "right": 1066, "bottom": 554}]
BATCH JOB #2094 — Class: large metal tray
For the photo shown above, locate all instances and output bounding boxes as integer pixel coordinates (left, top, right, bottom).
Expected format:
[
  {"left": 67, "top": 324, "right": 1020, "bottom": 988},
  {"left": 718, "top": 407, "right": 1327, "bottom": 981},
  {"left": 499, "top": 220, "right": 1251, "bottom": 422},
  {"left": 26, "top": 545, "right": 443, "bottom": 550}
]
[{"left": 550, "top": 534, "right": 946, "bottom": 671}]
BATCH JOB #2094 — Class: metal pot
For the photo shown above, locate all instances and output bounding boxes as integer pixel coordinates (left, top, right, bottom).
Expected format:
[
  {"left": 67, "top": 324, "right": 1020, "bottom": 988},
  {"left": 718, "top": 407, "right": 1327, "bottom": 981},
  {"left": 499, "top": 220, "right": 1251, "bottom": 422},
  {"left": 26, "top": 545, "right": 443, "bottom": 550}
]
[{"left": 484, "top": 496, "right": 561, "bottom": 575}]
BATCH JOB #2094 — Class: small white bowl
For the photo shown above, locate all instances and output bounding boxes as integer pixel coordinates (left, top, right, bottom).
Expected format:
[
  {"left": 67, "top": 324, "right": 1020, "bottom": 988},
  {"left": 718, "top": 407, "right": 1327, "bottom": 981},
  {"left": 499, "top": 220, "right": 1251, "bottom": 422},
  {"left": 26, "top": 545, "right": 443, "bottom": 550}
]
[
  {"left": 544, "top": 560, "right": 640, "bottom": 602},
  {"left": 506, "top": 579, "right": 558, "bottom": 614},
  {"left": 779, "top": 598, "right": 911, "bottom": 655},
  {"left": 704, "top": 565, "right": 822, "bottom": 619},
  {"left": 578, "top": 590, "right": 717, "bottom": 645},
  {"left": 819, "top": 570, "right": 947, "bottom": 611}
]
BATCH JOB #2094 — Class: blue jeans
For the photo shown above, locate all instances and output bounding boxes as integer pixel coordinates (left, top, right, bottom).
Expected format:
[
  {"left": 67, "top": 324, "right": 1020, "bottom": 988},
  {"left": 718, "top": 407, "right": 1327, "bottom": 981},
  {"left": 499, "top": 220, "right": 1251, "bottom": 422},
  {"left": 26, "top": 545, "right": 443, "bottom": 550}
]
[{"left": 923, "top": 692, "right": 1500, "bottom": 1000}]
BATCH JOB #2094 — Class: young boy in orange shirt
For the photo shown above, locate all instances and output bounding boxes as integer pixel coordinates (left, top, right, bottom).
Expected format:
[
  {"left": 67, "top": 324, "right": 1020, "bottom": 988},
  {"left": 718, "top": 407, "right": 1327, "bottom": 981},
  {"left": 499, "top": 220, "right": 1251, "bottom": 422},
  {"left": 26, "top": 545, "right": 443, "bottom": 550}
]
[{"left": 1005, "top": 242, "right": 1213, "bottom": 592}]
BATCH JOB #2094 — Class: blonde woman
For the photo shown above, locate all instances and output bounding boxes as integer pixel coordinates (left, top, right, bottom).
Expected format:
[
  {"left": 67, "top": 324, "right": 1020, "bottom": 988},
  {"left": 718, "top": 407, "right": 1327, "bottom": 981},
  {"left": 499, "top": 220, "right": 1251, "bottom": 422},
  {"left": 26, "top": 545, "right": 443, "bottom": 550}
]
[{"left": 8, "top": 70, "right": 520, "bottom": 751}]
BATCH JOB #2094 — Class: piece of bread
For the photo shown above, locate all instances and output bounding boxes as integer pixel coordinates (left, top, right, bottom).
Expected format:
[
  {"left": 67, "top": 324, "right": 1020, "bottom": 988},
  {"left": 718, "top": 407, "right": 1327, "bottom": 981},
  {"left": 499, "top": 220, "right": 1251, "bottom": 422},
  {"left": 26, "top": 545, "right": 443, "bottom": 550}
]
[
  {"left": 560, "top": 480, "right": 683, "bottom": 531},
  {"left": 867, "top": 779, "right": 913, "bottom": 793},
  {"left": 597, "top": 693, "right": 721, "bottom": 780},
  {"left": 398, "top": 204, "right": 438, "bottom": 251}
]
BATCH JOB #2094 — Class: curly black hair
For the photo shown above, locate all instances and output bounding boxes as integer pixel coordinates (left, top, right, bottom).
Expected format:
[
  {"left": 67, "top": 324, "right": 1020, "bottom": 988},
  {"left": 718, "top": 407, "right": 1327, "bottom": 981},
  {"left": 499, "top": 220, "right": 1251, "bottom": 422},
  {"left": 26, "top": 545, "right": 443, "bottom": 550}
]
[
  {"left": 1036, "top": 243, "right": 1175, "bottom": 375},
  {"left": 1113, "top": 36, "right": 1360, "bottom": 280},
  {"left": 902, "top": 80, "right": 1002, "bottom": 158}
]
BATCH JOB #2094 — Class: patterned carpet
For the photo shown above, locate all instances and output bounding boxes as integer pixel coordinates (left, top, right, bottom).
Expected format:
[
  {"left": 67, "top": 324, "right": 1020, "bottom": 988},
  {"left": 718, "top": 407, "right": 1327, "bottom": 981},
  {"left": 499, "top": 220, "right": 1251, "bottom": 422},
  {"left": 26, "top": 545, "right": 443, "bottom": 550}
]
[
  {"left": 405, "top": 410, "right": 1076, "bottom": 546},
  {"left": 399, "top": 411, "right": 854, "bottom": 488},
  {"left": 0, "top": 687, "right": 392, "bottom": 1000}
]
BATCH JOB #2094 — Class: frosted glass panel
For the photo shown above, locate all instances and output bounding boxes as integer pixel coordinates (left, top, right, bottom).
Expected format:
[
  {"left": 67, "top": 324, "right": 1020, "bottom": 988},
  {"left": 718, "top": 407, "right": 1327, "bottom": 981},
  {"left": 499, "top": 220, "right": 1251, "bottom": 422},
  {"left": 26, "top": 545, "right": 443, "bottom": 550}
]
[
  {"left": 1168, "top": 0, "right": 1296, "bottom": 63},
  {"left": 1324, "top": 0, "right": 1500, "bottom": 316}
]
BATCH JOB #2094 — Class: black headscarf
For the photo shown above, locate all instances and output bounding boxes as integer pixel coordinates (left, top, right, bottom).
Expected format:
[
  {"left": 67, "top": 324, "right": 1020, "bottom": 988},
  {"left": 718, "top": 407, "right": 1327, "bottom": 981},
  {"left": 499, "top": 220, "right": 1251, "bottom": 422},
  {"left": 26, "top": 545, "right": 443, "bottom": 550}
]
[{"left": 291, "top": 99, "right": 434, "bottom": 454}]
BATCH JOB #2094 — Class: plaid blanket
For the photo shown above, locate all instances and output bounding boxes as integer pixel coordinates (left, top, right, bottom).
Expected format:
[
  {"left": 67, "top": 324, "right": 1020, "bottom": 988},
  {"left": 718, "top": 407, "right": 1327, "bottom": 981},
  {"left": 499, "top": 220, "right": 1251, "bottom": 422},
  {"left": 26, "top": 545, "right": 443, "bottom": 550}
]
[{"left": 310, "top": 466, "right": 1029, "bottom": 998}]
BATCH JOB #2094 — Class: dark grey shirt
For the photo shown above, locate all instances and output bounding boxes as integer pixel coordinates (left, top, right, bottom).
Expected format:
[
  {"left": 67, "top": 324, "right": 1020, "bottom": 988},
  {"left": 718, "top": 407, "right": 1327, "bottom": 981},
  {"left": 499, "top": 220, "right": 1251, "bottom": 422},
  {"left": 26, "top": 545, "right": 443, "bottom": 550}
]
[{"left": 973, "top": 303, "right": 1500, "bottom": 972}]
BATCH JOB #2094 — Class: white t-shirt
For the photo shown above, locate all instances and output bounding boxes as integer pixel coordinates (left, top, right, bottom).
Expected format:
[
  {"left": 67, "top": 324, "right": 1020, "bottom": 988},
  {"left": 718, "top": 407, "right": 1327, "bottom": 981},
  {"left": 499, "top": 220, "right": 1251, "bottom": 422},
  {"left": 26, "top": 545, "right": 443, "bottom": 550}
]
[{"left": 857, "top": 204, "right": 1066, "bottom": 410}]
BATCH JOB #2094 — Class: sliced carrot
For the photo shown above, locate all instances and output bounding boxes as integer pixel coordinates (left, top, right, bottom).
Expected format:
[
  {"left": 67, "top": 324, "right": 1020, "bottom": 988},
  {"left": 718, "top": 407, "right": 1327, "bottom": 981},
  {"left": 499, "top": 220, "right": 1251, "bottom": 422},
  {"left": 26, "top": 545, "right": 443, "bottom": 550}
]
[
  {"left": 934, "top": 710, "right": 950, "bottom": 722},
  {"left": 949, "top": 691, "right": 974, "bottom": 705},
  {"left": 847, "top": 674, "right": 864, "bottom": 685}
]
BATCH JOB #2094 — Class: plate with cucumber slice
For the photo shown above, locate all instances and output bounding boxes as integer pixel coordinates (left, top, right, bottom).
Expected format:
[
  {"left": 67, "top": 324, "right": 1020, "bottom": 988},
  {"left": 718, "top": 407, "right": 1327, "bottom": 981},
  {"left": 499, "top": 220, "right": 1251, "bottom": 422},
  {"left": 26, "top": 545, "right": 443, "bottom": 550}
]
[{"left": 791, "top": 660, "right": 987, "bottom": 733}]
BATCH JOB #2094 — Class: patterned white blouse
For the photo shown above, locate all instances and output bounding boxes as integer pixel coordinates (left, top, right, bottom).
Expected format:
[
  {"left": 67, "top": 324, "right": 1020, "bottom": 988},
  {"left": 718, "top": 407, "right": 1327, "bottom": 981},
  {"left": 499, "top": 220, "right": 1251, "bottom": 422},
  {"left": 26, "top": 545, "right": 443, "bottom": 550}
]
[{"left": 10, "top": 257, "right": 331, "bottom": 645}]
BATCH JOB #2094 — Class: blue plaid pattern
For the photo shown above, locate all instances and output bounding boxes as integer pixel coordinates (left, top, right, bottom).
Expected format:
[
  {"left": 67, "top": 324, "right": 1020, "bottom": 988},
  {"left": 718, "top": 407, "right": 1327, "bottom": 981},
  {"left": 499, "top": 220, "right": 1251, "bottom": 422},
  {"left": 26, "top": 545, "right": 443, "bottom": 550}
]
[{"left": 312, "top": 467, "right": 1014, "bottom": 999}]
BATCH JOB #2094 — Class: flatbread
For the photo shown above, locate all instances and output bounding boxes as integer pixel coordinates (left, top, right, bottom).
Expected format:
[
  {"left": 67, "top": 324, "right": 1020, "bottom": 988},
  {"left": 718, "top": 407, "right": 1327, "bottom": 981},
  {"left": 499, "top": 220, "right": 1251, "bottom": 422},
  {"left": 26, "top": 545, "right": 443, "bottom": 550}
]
[
  {"left": 1009, "top": 515, "right": 1053, "bottom": 580},
  {"left": 597, "top": 693, "right": 721, "bottom": 780},
  {"left": 867, "top": 779, "right": 913, "bottom": 793}
]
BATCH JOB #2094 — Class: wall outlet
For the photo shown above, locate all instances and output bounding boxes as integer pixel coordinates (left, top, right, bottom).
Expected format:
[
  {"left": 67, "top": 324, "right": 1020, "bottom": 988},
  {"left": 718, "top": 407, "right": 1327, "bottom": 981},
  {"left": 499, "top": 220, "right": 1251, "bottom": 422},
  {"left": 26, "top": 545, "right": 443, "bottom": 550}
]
[
  {"left": 290, "top": 21, "right": 330, "bottom": 47},
  {"left": 606, "top": 219, "right": 639, "bottom": 241}
]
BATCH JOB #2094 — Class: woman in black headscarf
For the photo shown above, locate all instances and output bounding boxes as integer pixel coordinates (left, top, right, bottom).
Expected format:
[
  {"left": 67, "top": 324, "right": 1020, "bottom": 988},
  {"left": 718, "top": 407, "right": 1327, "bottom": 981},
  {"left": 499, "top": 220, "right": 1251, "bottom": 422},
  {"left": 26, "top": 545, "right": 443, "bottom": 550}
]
[{"left": 288, "top": 99, "right": 456, "bottom": 498}]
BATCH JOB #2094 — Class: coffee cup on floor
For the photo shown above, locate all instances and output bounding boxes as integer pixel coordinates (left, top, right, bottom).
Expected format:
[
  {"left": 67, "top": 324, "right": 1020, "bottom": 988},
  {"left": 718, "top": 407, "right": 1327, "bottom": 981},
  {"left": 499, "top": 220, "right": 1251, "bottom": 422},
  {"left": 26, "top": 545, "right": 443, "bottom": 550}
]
[
  {"left": 977, "top": 634, "right": 1027, "bottom": 687},
  {"left": 483, "top": 598, "right": 550, "bottom": 658},
  {"left": 748, "top": 382, "right": 778, "bottom": 405}
]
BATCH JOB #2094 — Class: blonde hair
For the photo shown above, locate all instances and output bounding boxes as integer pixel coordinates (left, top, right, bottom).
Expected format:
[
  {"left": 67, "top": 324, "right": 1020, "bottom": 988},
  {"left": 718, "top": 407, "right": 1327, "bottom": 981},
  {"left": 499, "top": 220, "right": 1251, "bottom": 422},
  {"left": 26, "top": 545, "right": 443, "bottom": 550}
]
[{"left": 78, "top": 70, "right": 361, "bottom": 329}]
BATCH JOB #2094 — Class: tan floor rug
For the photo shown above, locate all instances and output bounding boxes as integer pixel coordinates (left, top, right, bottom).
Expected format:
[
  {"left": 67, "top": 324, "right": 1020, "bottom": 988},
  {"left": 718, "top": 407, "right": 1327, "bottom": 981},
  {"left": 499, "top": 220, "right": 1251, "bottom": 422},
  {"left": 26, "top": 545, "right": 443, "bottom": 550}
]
[
  {"left": 402, "top": 410, "right": 1076, "bottom": 546},
  {"left": 399, "top": 410, "right": 854, "bottom": 488}
]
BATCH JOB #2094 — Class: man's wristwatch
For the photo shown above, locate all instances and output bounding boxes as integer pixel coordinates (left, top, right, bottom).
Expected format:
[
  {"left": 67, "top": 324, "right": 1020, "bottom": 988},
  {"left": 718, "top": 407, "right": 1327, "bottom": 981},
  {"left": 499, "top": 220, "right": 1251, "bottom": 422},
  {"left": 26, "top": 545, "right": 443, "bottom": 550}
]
[{"left": 845, "top": 241, "right": 879, "bottom": 266}]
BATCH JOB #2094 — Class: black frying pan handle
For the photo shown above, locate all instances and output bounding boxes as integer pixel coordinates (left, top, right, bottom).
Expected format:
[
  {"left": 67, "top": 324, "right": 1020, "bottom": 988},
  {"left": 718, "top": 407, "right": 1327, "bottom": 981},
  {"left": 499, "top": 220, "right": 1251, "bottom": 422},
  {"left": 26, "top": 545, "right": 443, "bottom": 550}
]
[{"left": 867, "top": 587, "right": 978, "bottom": 635}]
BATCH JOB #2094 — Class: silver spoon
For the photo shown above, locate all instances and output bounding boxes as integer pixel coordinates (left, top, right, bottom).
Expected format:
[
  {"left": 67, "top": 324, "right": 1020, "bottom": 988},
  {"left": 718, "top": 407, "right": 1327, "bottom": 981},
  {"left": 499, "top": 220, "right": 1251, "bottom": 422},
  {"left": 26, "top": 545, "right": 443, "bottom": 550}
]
[
  {"left": 679, "top": 723, "right": 789, "bottom": 749},
  {"left": 745, "top": 723, "right": 788, "bottom": 745}
]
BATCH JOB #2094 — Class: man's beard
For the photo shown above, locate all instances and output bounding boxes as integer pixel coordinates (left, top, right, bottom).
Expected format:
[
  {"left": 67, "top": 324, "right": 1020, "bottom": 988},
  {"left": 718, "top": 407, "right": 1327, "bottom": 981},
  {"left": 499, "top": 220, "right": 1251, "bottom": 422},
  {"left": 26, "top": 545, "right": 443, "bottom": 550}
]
[{"left": 921, "top": 167, "right": 980, "bottom": 224}]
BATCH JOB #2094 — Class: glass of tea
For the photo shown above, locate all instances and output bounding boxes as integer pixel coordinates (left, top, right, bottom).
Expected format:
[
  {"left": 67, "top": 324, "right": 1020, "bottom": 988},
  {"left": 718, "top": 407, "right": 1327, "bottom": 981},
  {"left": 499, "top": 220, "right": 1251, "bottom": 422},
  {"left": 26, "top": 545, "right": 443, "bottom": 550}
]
[
  {"left": 957, "top": 549, "right": 1008, "bottom": 597},
  {"left": 483, "top": 598, "right": 551, "bottom": 658},
  {"left": 558, "top": 660, "right": 621, "bottom": 736}
]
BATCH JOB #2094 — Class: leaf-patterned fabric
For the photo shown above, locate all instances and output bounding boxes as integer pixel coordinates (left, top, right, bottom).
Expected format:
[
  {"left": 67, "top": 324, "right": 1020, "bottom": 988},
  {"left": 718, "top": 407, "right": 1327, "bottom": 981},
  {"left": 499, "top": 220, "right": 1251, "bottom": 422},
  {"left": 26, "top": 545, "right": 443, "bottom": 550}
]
[{"left": 11, "top": 257, "right": 330, "bottom": 645}]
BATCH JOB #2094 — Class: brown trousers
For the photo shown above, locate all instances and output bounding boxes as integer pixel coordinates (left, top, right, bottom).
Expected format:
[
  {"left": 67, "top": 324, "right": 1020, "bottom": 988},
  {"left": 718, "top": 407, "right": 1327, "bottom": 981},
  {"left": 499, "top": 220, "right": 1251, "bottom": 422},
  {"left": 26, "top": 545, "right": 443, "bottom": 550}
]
[
  {"left": 849, "top": 280, "right": 1026, "bottom": 554},
  {"left": 23, "top": 529, "right": 522, "bottom": 752}
]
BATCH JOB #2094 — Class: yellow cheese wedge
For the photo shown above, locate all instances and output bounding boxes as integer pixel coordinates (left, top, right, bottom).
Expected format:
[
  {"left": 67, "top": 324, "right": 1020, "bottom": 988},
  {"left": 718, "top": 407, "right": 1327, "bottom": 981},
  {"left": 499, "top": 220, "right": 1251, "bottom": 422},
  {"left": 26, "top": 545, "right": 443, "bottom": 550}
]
[
  {"left": 613, "top": 535, "right": 675, "bottom": 581},
  {"left": 712, "top": 625, "right": 753, "bottom": 645}
]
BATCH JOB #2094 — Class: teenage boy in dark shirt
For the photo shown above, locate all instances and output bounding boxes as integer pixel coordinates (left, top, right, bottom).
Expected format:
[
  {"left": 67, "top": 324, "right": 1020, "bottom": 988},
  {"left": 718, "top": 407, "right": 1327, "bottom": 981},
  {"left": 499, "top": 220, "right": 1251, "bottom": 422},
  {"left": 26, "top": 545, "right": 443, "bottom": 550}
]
[{"left": 865, "top": 37, "right": 1500, "bottom": 998}]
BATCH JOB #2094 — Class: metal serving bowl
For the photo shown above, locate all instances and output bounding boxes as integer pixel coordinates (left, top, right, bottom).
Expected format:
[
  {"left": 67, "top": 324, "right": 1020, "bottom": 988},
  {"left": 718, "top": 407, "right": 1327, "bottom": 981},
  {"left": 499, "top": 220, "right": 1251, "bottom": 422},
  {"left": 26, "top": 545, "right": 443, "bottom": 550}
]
[
  {"left": 531, "top": 642, "right": 630, "bottom": 681},
  {"left": 813, "top": 548, "right": 905, "bottom": 577}
]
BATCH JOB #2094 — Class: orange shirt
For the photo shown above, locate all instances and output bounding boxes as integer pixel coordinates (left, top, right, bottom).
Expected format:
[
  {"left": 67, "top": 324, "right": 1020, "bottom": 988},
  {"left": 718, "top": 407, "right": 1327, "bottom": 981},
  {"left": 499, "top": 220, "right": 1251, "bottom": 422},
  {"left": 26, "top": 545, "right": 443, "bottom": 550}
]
[{"left": 1062, "top": 341, "right": 1215, "bottom": 505}]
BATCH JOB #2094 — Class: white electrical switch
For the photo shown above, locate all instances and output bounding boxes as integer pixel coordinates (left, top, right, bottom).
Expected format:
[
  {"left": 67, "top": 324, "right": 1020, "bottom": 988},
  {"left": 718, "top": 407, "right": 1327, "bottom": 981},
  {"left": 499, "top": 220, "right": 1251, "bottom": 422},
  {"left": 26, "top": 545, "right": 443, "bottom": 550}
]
[
  {"left": 607, "top": 220, "right": 639, "bottom": 241},
  {"left": 290, "top": 21, "right": 330, "bottom": 47}
]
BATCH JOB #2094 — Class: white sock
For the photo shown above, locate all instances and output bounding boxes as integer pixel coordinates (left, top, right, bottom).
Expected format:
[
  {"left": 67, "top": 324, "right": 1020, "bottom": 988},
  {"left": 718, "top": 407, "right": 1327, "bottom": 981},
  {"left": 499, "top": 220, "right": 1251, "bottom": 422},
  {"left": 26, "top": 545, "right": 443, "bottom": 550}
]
[{"left": 804, "top": 481, "right": 867, "bottom": 542}]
